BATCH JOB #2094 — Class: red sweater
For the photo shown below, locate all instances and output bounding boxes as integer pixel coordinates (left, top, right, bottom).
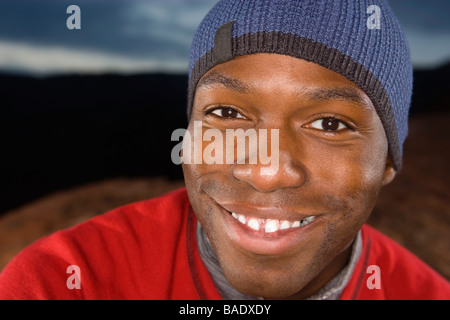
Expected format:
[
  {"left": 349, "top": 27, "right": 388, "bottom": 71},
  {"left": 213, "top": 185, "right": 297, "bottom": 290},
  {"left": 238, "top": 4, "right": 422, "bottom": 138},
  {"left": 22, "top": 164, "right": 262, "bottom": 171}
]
[{"left": 0, "top": 188, "right": 448, "bottom": 300}]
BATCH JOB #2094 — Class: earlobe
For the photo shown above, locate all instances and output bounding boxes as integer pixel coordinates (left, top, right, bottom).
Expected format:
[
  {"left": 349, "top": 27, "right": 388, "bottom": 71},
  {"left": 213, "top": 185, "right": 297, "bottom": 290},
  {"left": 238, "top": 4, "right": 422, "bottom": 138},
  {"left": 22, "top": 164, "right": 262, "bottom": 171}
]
[{"left": 381, "top": 155, "right": 397, "bottom": 186}]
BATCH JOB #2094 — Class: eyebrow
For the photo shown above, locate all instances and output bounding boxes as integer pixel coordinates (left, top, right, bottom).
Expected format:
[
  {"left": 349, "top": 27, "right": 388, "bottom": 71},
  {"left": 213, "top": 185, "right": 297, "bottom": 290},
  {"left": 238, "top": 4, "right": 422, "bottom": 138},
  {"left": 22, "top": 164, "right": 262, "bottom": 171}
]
[
  {"left": 196, "top": 71, "right": 251, "bottom": 94},
  {"left": 301, "top": 86, "right": 373, "bottom": 110},
  {"left": 197, "top": 72, "right": 372, "bottom": 109}
]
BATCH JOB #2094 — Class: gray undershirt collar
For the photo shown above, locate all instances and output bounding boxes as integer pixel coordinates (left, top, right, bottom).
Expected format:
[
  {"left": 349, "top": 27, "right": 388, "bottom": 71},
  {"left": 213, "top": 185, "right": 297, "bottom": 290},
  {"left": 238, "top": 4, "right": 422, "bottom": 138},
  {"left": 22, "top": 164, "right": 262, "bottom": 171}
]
[{"left": 196, "top": 222, "right": 362, "bottom": 300}]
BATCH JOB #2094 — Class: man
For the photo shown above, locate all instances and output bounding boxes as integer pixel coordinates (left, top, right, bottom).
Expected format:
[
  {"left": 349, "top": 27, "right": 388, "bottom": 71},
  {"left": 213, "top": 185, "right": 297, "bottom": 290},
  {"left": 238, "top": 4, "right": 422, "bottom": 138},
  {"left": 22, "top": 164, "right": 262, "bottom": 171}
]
[{"left": 0, "top": 0, "right": 449, "bottom": 300}]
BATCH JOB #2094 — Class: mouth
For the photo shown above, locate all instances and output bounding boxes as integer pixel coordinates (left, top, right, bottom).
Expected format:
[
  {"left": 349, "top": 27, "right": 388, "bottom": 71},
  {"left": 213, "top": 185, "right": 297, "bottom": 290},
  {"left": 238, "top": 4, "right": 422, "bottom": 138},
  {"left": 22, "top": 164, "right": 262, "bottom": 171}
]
[
  {"left": 214, "top": 201, "right": 321, "bottom": 255},
  {"left": 230, "top": 211, "right": 316, "bottom": 233}
]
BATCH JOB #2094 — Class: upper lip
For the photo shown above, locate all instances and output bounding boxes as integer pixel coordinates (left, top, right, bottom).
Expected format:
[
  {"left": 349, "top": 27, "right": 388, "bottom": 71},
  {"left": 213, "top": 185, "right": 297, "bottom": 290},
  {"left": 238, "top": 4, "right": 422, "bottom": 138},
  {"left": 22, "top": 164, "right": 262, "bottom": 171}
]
[{"left": 217, "top": 201, "right": 320, "bottom": 221}]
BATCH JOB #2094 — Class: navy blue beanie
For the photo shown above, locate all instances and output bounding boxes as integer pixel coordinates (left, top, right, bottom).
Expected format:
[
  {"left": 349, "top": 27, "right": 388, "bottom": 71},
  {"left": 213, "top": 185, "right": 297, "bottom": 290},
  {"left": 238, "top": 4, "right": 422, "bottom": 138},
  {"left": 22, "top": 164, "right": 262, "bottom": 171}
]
[{"left": 188, "top": 0, "right": 413, "bottom": 171}]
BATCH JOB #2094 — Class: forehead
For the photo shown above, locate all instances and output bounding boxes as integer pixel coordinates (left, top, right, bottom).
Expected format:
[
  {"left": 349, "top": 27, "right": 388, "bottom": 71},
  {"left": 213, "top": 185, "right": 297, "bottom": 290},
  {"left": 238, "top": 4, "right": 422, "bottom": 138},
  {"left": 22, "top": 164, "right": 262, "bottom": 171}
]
[{"left": 195, "top": 53, "right": 374, "bottom": 112}]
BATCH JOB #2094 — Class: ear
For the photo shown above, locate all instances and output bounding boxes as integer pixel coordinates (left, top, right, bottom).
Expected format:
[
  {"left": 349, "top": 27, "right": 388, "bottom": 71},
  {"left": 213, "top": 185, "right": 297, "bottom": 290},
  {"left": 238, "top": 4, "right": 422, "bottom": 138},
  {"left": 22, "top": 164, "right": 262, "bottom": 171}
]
[{"left": 381, "top": 154, "right": 397, "bottom": 186}]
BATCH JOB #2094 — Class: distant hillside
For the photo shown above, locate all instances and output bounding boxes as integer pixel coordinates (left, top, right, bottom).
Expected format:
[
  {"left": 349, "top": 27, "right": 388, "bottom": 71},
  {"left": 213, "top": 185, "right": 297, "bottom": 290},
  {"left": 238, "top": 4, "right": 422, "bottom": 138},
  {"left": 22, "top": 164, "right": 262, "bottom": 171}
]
[
  {"left": 0, "top": 73, "right": 188, "bottom": 214},
  {"left": 411, "top": 62, "right": 450, "bottom": 114},
  {"left": 0, "top": 62, "right": 448, "bottom": 214},
  {"left": 0, "top": 73, "right": 189, "bottom": 115}
]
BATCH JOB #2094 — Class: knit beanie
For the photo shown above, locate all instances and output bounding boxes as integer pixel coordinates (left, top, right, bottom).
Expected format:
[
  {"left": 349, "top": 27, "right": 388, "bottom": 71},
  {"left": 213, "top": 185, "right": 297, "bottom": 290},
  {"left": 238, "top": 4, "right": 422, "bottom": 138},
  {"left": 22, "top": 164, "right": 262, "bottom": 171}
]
[{"left": 187, "top": 0, "right": 413, "bottom": 171}]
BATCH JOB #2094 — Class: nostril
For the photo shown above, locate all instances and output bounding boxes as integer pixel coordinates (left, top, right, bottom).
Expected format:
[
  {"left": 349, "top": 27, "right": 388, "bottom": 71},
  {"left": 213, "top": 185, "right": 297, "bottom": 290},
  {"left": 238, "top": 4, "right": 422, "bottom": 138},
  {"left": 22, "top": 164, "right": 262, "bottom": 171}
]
[{"left": 231, "top": 155, "right": 306, "bottom": 193}]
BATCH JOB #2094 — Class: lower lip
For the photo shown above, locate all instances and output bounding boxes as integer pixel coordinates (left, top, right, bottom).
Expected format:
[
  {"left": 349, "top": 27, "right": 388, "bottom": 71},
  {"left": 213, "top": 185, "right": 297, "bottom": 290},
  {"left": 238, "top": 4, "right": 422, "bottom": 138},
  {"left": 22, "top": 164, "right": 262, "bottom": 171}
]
[{"left": 217, "top": 205, "right": 318, "bottom": 256}]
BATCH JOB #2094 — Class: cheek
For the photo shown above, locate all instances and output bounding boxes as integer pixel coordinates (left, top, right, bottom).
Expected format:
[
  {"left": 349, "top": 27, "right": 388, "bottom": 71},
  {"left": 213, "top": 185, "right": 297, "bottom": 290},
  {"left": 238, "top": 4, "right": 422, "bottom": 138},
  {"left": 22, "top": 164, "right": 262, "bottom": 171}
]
[
  {"left": 181, "top": 160, "right": 230, "bottom": 237},
  {"left": 181, "top": 123, "right": 239, "bottom": 203},
  {"left": 327, "top": 154, "right": 384, "bottom": 194},
  {"left": 181, "top": 122, "right": 231, "bottom": 226},
  {"left": 309, "top": 137, "right": 388, "bottom": 218}
]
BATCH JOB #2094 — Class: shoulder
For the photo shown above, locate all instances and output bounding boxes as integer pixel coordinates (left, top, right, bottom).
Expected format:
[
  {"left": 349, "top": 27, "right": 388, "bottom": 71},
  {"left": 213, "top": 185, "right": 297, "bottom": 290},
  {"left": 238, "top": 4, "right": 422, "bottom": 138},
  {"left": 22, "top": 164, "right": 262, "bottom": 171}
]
[
  {"left": 0, "top": 188, "right": 191, "bottom": 299},
  {"left": 343, "top": 225, "right": 450, "bottom": 300}
]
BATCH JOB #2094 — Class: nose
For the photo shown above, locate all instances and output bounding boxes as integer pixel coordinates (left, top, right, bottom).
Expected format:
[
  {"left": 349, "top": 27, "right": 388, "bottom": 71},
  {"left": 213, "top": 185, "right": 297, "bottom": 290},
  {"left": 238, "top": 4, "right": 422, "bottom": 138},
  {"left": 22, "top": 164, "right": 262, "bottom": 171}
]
[{"left": 231, "top": 129, "right": 306, "bottom": 192}]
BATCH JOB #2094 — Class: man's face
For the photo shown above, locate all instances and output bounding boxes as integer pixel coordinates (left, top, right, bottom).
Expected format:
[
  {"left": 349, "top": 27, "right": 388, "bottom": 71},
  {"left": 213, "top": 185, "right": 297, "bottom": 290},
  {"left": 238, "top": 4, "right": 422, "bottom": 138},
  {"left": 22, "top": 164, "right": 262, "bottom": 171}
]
[{"left": 182, "top": 53, "right": 395, "bottom": 299}]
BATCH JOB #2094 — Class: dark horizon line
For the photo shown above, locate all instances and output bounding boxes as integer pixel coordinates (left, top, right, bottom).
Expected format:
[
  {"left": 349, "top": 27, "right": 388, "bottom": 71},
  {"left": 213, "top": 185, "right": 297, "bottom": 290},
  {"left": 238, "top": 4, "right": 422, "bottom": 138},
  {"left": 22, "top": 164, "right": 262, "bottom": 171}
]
[{"left": 0, "top": 60, "right": 449, "bottom": 79}]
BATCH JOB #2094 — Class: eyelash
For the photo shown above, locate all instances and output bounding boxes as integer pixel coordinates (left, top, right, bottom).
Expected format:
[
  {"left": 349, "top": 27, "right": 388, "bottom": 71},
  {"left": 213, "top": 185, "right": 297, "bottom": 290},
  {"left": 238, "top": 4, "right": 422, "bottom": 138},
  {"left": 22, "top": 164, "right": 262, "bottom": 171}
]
[
  {"left": 206, "top": 107, "right": 353, "bottom": 133},
  {"left": 206, "top": 106, "right": 246, "bottom": 119},
  {"left": 304, "top": 116, "right": 352, "bottom": 132}
]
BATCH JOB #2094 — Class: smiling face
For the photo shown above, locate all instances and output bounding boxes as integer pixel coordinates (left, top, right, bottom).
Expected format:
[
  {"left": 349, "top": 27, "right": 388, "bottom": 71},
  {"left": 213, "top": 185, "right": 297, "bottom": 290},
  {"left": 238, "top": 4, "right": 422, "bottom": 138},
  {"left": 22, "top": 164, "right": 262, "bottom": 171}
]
[{"left": 182, "top": 53, "right": 395, "bottom": 299}]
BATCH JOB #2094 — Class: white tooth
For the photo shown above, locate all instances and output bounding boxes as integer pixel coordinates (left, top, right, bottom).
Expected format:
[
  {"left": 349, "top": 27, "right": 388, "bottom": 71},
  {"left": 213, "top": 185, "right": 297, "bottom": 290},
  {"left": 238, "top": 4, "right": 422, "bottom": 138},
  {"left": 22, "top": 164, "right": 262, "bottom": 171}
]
[
  {"left": 247, "top": 218, "right": 260, "bottom": 231},
  {"left": 280, "top": 220, "right": 291, "bottom": 230},
  {"left": 265, "top": 219, "right": 279, "bottom": 233},
  {"left": 238, "top": 215, "right": 247, "bottom": 225},
  {"left": 291, "top": 221, "right": 301, "bottom": 228},
  {"left": 231, "top": 212, "right": 238, "bottom": 219}
]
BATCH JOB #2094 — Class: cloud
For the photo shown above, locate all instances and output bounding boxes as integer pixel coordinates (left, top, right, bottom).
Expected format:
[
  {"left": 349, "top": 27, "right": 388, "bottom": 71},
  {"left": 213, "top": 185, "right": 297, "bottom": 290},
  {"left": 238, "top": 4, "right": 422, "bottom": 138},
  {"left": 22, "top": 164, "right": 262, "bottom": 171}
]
[
  {"left": 0, "top": 40, "right": 188, "bottom": 75},
  {"left": 388, "top": 0, "right": 450, "bottom": 67},
  {"left": 0, "top": 0, "right": 217, "bottom": 75},
  {"left": 407, "top": 31, "right": 450, "bottom": 68},
  {"left": 389, "top": 0, "right": 450, "bottom": 34},
  {"left": 120, "top": 0, "right": 215, "bottom": 58},
  {"left": 122, "top": 1, "right": 210, "bottom": 48},
  {"left": 0, "top": 0, "right": 448, "bottom": 75}
]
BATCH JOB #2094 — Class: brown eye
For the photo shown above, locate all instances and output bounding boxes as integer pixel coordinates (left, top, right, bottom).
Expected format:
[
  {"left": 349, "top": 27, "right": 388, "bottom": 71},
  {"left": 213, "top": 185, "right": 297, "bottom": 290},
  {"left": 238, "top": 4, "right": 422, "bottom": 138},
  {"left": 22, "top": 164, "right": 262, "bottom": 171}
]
[
  {"left": 309, "top": 117, "right": 348, "bottom": 131},
  {"left": 211, "top": 107, "right": 245, "bottom": 119}
]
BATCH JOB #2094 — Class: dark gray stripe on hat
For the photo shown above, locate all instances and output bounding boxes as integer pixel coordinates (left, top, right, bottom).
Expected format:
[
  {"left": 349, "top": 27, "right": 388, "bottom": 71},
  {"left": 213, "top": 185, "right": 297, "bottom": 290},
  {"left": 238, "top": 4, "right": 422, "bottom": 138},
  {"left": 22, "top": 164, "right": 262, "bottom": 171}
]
[
  {"left": 187, "top": 31, "right": 401, "bottom": 171},
  {"left": 213, "top": 21, "right": 235, "bottom": 65}
]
